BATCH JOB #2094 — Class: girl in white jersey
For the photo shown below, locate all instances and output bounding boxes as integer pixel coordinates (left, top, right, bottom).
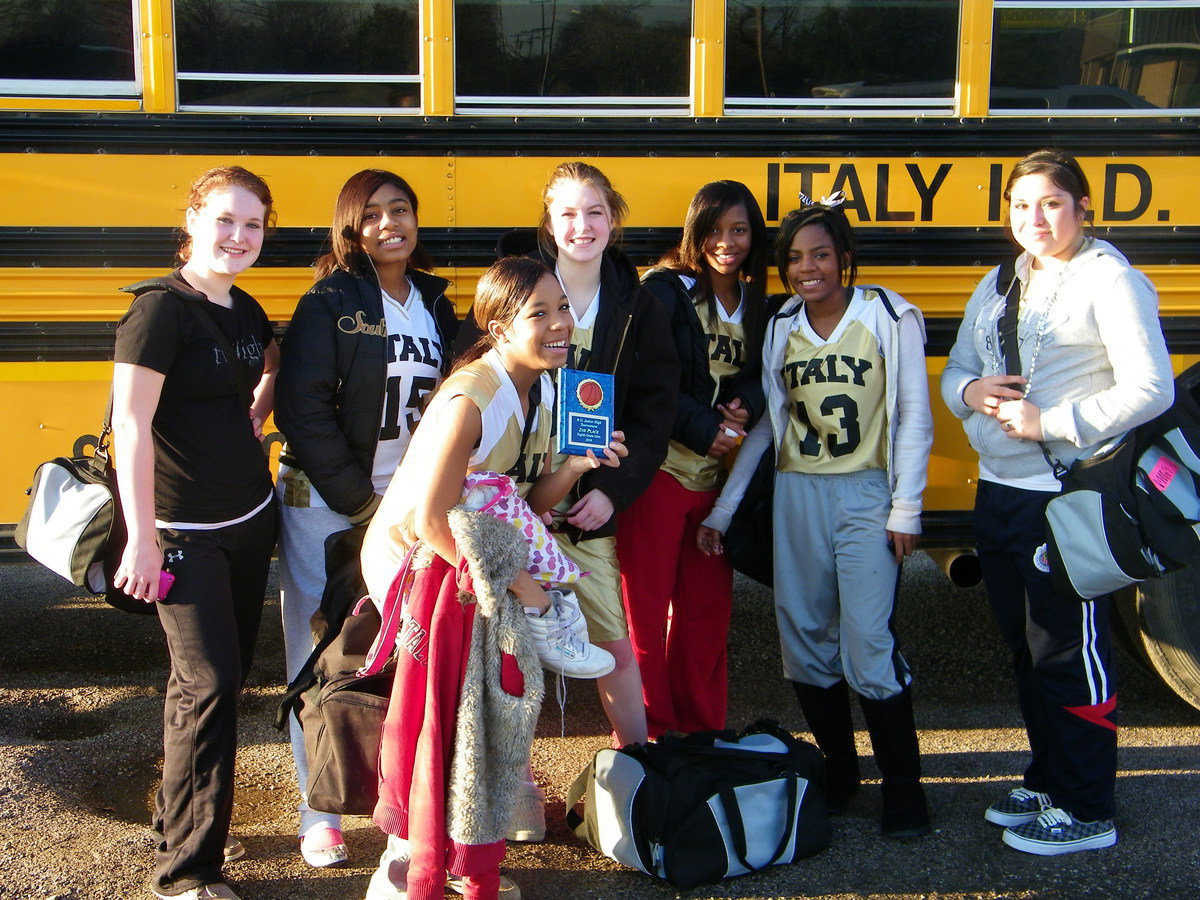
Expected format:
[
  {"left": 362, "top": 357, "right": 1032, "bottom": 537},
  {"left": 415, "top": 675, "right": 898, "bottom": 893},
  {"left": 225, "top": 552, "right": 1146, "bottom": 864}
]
[
  {"left": 275, "top": 169, "right": 458, "bottom": 868},
  {"left": 700, "top": 196, "right": 934, "bottom": 839},
  {"left": 360, "top": 257, "right": 625, "bottom": 900}
]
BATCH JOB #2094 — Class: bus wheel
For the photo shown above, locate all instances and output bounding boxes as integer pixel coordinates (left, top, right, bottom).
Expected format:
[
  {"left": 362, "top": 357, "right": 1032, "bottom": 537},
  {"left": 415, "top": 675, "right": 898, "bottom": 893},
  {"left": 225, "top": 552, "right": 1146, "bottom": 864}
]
[{"left": 1114, "top": 568, "right": 1200, "bottom": 711}]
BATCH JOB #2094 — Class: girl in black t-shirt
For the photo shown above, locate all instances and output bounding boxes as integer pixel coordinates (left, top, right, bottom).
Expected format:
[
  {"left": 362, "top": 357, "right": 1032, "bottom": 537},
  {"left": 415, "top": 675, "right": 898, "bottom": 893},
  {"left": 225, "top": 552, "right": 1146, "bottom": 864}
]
[{"left": 112, "top": 166, "right": 280, "bottom": 900}]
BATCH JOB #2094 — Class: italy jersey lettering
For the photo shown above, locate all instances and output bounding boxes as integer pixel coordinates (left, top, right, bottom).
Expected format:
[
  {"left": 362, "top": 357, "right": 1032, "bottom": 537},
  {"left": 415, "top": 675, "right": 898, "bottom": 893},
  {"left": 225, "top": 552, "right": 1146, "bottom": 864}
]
[
  {"left": 662, "top": 300, "right": 746, "bottom": 491},
  {"left": 779, "top": 308, "right": 886, "bottom": 475},
  {"left": 372, "top": 284, "right": 444, "bottom": 492}
]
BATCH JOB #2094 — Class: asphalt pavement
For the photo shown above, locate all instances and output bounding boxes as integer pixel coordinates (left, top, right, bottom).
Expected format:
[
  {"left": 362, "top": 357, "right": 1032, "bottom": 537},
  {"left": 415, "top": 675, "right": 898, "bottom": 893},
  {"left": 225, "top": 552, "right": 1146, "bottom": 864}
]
[{"left": 1, "top": 554, "right": 1198, "bottom": 900}]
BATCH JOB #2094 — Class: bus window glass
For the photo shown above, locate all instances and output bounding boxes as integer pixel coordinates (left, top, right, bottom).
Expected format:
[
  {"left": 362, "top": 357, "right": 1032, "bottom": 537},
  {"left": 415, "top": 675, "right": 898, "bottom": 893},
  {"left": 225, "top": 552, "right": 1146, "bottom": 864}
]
[
  {"left": 992, "top": 5, "right": 1200, "bottom": 113},
  {"left": 725, "top": 0, "right": 958, "bottom": 114},
  {"left": 454, "top": 0, "right": 691, "bottom": 114},
  {"left": 0, "top": 0, "right": 136, "bottom": 96},
  {"left": 175, "top": 0, "right": 419, "bottom": 111}
]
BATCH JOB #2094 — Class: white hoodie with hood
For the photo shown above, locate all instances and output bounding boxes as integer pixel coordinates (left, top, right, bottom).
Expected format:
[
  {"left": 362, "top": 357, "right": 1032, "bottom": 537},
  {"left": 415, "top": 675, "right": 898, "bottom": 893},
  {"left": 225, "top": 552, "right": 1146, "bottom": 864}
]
[{"left": 941, "top": 237, "right": 1173, "bottom": 482}]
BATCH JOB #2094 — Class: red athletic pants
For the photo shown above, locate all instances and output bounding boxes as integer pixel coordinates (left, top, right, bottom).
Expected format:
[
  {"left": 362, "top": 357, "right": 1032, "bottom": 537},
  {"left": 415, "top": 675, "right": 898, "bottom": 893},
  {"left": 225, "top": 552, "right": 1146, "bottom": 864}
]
[{"left": 616, "top": 469, "right": 733, "bottom": 738}]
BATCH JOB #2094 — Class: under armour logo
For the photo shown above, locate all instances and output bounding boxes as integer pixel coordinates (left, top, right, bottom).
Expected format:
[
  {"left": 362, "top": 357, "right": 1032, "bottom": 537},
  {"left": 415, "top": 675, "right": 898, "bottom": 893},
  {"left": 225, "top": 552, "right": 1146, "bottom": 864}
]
[{"left": 165, "top": 550, "right": 184, "bottom": 563}]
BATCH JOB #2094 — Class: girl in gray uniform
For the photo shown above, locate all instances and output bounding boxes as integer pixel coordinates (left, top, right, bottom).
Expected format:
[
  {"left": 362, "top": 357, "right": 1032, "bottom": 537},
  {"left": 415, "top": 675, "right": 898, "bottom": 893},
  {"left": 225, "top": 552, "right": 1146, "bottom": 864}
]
[{"left": 700, "top": 195, "right": 933, "bottom": 838}]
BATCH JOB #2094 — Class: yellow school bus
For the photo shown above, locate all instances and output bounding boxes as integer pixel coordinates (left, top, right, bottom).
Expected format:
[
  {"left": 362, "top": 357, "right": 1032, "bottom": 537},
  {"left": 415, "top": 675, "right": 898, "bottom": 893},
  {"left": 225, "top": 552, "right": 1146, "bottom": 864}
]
[{"left": 3, "top": 0, "right": 1199, "bottom": 703}]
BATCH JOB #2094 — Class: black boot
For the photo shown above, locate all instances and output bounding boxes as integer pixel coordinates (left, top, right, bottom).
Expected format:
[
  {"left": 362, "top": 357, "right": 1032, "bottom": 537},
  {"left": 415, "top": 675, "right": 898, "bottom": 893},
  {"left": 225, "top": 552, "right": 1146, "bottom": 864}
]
[
  {"left": 791, "top": 680, "right": 861, "bottom": 814},
  {"left": 859, "top": 688, "right": 931, "bottom": 839}
]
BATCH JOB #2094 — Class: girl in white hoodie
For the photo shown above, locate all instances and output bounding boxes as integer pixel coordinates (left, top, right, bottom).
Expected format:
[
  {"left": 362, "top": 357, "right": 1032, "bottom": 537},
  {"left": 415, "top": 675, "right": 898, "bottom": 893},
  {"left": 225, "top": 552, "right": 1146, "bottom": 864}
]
[
  {"left": 941, "top": 148, "right": 1172, "bottom": 857},
  {"left": 700, "top": 195, "right": 933, "bottom": 839}
]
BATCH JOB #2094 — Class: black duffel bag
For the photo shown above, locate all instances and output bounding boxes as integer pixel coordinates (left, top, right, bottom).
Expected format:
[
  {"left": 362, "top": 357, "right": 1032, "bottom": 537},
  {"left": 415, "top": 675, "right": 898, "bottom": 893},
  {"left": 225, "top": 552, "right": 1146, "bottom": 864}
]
[{"left": 566, "top": 719, "right": 829, "bottom": 889}]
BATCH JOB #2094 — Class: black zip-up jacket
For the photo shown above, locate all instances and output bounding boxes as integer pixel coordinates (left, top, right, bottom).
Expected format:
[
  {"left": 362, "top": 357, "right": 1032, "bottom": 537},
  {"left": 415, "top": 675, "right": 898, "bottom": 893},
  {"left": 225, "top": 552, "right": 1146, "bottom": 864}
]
[
  {"left": 640, "top": 268, "right": 766, "bottom": 456},
  {"left": 275, "top": 268, "right": 459, "bottom": 517},
  {"left": 454, "top": 246, "right": 678, "bottom": 539}
]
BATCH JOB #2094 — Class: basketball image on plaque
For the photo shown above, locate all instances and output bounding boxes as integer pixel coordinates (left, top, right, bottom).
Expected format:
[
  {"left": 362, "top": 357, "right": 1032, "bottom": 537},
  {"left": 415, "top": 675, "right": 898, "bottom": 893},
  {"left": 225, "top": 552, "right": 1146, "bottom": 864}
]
[{"left": 557, "top": 368, "right": 615, "bottom": 456}]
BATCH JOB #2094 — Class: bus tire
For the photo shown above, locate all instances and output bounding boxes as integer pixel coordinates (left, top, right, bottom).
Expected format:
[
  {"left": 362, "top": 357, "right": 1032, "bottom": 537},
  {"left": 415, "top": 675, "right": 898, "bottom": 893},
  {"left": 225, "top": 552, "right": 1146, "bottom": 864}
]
[{"left": 1114, "top": 568, "right": 1200, "bottom": 711}]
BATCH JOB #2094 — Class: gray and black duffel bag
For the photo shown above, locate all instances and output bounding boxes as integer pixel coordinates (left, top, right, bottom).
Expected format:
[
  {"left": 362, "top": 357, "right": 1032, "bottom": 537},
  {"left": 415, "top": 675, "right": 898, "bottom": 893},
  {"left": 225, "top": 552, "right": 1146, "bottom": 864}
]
[
  {"left": 1044, "top": 361, "right": 1200, "bottom": 599},
  {"left": 565, "top": 719, "right": 829, "bottom": 890}
]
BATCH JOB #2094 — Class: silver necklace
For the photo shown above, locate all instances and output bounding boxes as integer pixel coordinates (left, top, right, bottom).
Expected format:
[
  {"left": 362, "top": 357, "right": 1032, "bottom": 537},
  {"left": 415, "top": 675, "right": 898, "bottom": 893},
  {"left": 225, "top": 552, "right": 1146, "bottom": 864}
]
[{"left": 988, "top": 253, "right": 1079, "bottom": 395}]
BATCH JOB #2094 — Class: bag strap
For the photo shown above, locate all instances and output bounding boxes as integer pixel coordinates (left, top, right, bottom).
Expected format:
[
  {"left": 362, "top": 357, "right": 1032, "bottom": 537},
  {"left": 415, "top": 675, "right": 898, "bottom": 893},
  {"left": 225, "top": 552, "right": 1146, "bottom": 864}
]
[
  {"left": 714, "top": 782, "right": 753, "bottom": 872},
  {"left": 564, "top": 758, "right": 596, "bottom": 839},
  {"left": 713, "top": 771, "right": 800, "bottom": 875},
  {"left": 93, "top": 390, "right": 115, "bottom": 469},
  {"left": 358, "top": 542, "right": 420, "bottom": 677},
  {"left": 517, "top": 378, "right": 541, "bottom": 460},
  {"left": 274, "top": 633, "right": 332, "bottom": 730},
  {"left": 997, "top": 269, "right": 1022, "bottom": 383},
  {"left": 995, "top": 267, "right": 1069, "bottom": 478},
  {"left": 184, "top": 298, "right": 255, "bottom": 410}
]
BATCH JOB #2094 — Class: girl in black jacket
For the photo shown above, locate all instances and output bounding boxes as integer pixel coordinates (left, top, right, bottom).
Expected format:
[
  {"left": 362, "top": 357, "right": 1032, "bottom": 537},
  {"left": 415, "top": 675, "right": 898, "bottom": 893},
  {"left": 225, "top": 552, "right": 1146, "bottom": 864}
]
[
  {"left": 452, "top": 162, "right": 677, "bottom": 841},
  {"left": 274, "top": 169, "right": 458, "bottom": 868},
  {"left": 616, "top": 180, "right": 769, "bottom": 738}
]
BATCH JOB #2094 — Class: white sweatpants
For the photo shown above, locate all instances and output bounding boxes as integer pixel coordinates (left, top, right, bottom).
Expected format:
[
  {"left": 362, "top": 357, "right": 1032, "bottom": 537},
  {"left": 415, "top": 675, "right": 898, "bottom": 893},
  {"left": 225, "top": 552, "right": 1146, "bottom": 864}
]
[
  {"left": 771, "top": 468, "right": 911, "bottom": 700},
  {"left": 277, "top": 493, "right": 351, "bottom": 835}
]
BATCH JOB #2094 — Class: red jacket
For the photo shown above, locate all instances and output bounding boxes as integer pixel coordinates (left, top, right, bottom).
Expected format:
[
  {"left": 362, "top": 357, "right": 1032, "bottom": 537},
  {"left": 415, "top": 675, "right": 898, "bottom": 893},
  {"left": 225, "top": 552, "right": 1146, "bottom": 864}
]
[{"left": 374, "top": 552, "right": 524, "bottom": 900}]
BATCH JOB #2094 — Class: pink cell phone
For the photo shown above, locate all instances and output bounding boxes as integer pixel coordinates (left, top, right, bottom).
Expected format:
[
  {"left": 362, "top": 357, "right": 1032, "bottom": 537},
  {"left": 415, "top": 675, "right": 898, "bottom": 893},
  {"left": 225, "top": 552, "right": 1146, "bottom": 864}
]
[{"left": 158, "top": 571, "right": 176, "bottom": 598}]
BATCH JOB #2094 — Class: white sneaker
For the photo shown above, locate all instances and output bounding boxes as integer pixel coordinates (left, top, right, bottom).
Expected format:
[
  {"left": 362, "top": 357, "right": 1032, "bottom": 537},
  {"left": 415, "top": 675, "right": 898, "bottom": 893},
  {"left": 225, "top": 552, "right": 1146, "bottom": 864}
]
[
  {"left": 524, "top": 596, "right": 615, "bottom": 679},
  {"left": 446, "top": 874, "right": 521, "bottom": 898},
  {"left": 505, "top": 781, "right": 546, "bottom": 842},
  {"left": 364, "top": 838, "right": 411, "bottom": 900},
  {"left": 300, "top": 823, "right": 348, "bottom": 868},
  {"left": 547, "top": 589, "right": 589, "bottom": 641},
  {"left": 152, "top": 885, "right": 241, "bottom": 900}
]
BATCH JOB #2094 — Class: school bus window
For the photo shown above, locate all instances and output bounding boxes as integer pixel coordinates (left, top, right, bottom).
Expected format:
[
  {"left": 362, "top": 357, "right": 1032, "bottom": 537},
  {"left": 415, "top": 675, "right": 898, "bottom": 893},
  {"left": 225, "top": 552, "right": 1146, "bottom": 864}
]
[
  {"left": 454, "top": 0, "right": 691, "bottom": 114},
  {"left": 724, "top": 0, "right": 958, "bottom": 115},
  {"left": 174, "top": 0, "right": 419, "bottom": 111},
  {"left": 0, "top": 0, "right": 137, "bottom": 96},
  {"left": 991, "top": 3, "right": 1200, "bottom": 115}
]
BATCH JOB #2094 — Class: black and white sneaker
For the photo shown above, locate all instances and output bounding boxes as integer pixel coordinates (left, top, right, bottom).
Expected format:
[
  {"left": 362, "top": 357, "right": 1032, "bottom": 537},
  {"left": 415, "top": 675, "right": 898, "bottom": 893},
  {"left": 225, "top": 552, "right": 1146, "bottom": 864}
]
[
  {"left": 1002, "top": 807, "right": 1116, "bottom": 856},
  {"left": 984, "top": 787, "right": 1052, "bottom": 827}
]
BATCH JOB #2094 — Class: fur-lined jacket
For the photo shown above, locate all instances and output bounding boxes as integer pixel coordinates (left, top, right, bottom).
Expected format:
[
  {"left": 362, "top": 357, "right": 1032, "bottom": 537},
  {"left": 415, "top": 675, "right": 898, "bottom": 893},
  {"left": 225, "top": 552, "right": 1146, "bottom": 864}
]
[{"left": 373, "top": 507, "right": 545, "bottom": 896}]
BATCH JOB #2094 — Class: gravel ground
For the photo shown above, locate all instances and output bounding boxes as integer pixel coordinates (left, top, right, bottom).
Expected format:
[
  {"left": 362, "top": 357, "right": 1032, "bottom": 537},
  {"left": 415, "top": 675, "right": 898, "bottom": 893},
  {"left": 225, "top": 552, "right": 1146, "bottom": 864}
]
[{"left": 2, "top": 554, "right": 1198, "bottom": 900}]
